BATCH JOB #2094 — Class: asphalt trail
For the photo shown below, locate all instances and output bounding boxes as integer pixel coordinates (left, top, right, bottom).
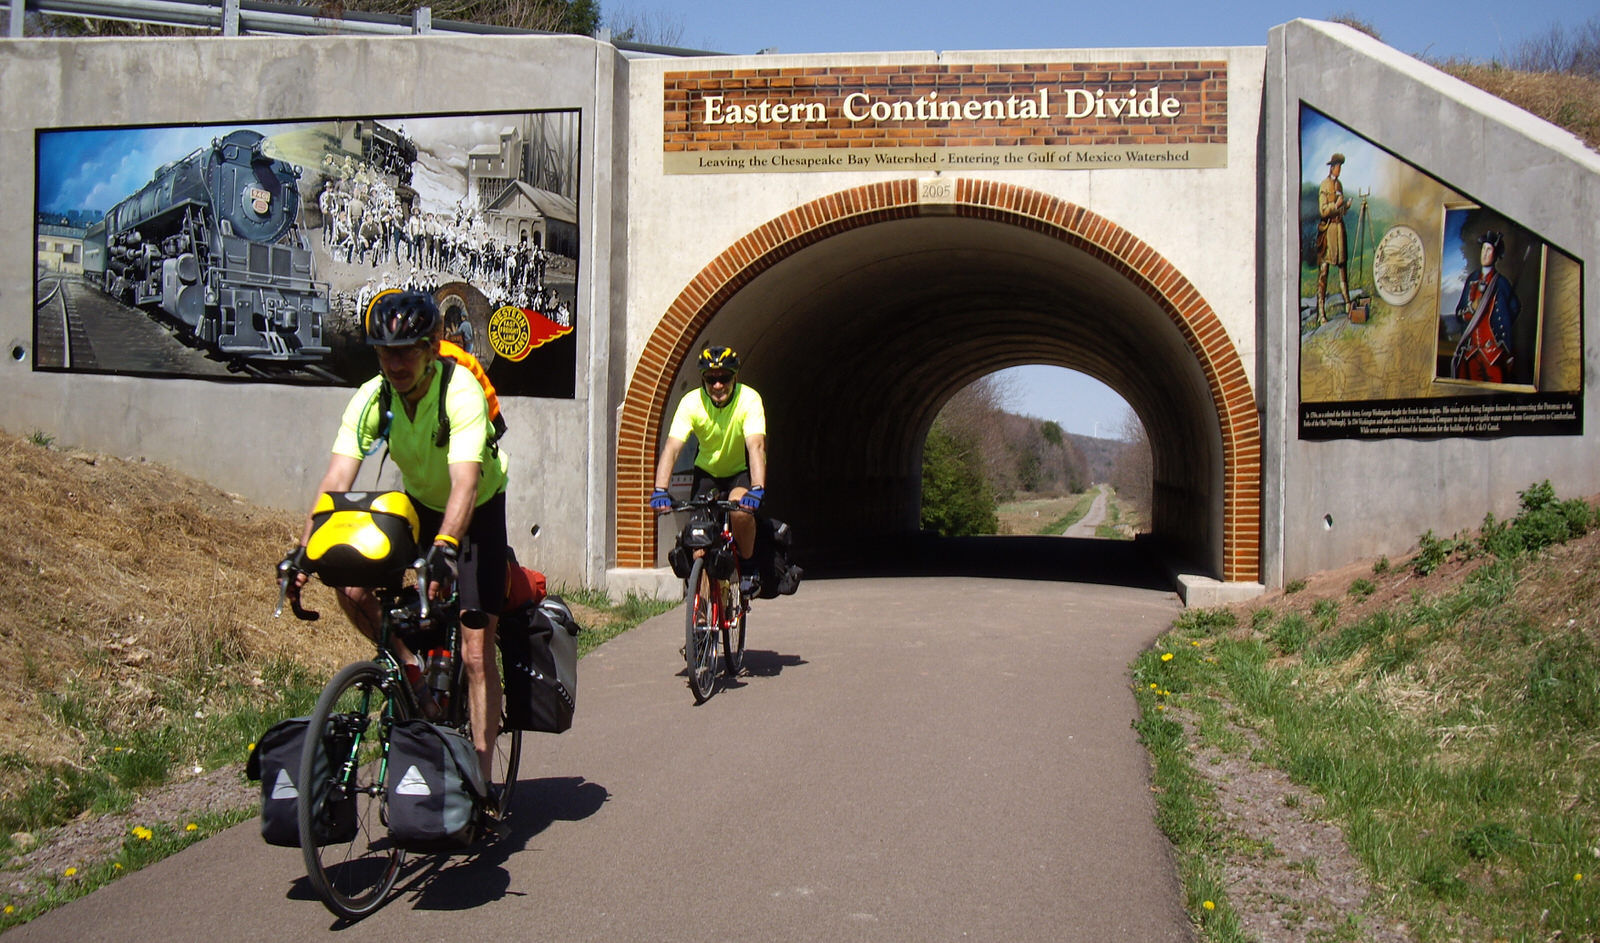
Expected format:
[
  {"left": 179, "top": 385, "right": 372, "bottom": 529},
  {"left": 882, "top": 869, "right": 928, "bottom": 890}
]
[{"left": 12, "top": 573, "right": 1191, "bottom": 942}]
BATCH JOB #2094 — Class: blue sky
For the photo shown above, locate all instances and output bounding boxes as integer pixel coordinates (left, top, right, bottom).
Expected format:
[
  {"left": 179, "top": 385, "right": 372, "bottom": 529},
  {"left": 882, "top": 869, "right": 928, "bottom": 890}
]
[
  {"left": 645, "top": 0, "right": 1591, "bottom": 438},
  {"left": 658, "top": 0, "right": 1587, "bottom": 61},
  {"left": 36, "top": 126, "right": 251, "bottom": 216}
]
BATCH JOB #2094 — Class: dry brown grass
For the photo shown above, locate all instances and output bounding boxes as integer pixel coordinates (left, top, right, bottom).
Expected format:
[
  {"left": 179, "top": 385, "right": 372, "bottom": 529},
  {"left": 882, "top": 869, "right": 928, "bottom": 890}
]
[
  {"left": 1438, "top": 63, "right": 1600, "bottom": 151},
  {"left": 0, "top": 430, "right": 367, "bottom": 771}
]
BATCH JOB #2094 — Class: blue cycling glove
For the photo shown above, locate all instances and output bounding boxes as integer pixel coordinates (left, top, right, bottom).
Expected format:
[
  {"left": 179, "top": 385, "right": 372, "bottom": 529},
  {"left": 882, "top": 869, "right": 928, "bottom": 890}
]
[
  {"left": 740, "top": 486, "right": 765, "bottom": 510},
  {"left": 649, "top": 488, "right": 673, "bottom": 511}
]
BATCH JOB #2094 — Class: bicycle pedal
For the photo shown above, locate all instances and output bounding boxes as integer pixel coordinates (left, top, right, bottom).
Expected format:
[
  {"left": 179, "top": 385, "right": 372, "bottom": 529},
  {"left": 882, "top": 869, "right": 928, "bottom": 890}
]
[{"left": 480, "top": 811, "right": 511, "bottom": 839}]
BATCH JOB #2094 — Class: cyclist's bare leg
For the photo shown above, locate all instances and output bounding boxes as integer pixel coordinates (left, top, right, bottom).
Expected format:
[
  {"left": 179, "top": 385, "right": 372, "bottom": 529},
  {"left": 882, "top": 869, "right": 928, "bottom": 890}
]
[
  {"left": 461, "top": 614, "right": 502, "bottom": 783},
  {"left": 728, "top": 487, "right": 756, "bottom": 560},
  {"left": 334, "top": 586, "right": 419, "bottom": 667}
]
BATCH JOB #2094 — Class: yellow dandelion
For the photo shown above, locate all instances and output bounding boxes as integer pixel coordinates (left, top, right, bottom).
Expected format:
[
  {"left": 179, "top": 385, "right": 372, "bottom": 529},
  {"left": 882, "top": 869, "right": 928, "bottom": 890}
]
[
  {"left": 113, "top": 746, "right": 123, "bottom": 752},
  {"left": 64, "top": 867, "right": 77, "bottom": 877},
  {"left": 247, "top": 742, "right": 256, "bottom": 752},
  {"left": 113, "top": 863, "right": 123, "bottom": 870},
  {"left": 185, "top": 823, "right": 198, "bottom": 832},
  {"left": 1577, "top": 873, "right": 1585, "bottom": 882},
  {"left": 1161, "top": 652, "right": 1174, "bottom": 662},
  {"left": 1149, "top": 682, "right": 1159, "bottom": 689},
  {"left": 1156, "top": 705, "right": 1167, "bottom": 711},
  {"left": 5, "top": 904, "right": 14, "bottom": 914},
  {"left": 1203, "top": 900, "right": 1215, "bottom": 911},
  {"left": 1191, "top": 640, "right": 1201, "bottom": 647},
  {"left": 131, "top": 826, "right": 153, "bottom": 841}
]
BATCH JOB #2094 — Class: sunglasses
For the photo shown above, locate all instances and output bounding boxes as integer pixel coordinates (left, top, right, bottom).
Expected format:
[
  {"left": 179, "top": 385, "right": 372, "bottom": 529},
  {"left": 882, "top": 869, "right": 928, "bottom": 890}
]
[{"left": 703, "top": 373, "right": 734, "bottom": 386}]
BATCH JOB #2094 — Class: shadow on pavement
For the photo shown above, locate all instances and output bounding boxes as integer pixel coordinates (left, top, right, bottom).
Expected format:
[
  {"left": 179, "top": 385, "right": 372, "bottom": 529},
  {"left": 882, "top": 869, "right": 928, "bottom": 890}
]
[
  {"left": 798, "top": 534, "right": 1175, "bottom": 591},
  {"left": 739, "top": 649, "right": 806, "bottom": 678},
  {"left": 401, "top": 775, "right": 609, "bottom": 912}
]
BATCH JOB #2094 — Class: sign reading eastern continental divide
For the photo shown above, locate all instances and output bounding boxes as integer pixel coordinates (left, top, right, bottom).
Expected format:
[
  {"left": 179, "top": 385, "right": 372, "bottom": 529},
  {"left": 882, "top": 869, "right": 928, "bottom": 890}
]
[{"left": 663, "top": 61, "right": 1228, "bottom": 174}]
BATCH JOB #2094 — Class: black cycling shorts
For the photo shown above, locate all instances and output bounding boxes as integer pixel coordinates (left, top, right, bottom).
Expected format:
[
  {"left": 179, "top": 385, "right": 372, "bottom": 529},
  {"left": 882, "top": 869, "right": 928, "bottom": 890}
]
[
  {"left": 690, "top": 467, "right": 751, "bottom": 501},
  {"left": 411, "top": 490, "right": 507, "bottom": 621}
]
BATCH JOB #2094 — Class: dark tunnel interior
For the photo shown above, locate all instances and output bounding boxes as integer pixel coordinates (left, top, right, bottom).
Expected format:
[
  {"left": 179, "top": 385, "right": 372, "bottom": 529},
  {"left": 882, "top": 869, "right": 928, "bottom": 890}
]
[{"left": 653, "top": 214, "right": 1227, "bottom": 585}]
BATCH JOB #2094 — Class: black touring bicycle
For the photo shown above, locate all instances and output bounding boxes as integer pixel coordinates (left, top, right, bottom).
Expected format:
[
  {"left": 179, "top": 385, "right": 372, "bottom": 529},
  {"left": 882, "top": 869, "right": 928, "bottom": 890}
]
[{"left": 253, "top": 491, "right": 577, "bottom": 920}]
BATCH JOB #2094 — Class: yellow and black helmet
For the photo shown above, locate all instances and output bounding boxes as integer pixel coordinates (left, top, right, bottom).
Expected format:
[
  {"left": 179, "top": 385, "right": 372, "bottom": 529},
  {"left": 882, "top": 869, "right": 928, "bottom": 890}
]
[
  {"left": 365, "top": 289, "right": 441, "bottom": 346},
  {"left": 697, "top": 345, "right": 741, "bottom": 375}
]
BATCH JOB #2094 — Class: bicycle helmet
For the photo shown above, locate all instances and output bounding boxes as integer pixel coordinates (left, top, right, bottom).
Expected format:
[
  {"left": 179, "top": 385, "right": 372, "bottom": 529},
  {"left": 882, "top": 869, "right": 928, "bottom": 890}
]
[
  {"left": 365, "top": 289, "right": 441, "bottom": 346},
  {"left": 697, "top": 345, "right": 741, "bottom": 375}
]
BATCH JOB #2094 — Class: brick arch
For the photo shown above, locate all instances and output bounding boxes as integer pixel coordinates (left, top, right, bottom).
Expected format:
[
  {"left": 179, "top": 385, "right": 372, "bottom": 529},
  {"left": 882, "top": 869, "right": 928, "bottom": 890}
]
[{"left": 615, "top": 179, "right": 1261, "bottom": 583}]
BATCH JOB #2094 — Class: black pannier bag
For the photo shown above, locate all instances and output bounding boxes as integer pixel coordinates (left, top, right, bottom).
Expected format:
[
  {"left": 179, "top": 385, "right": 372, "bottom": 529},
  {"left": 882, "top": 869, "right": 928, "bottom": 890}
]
[
  {"left": 755, "top": 517, "right": 804, "bottom": 599},
  {"left": 245, "top": 716, "right": 356, "bottom": 847},
  {"left": 498, "top": 596, "right": 581, "bottom": 733},
  {"left": 667, "top": 542, "right": 693, "bottom": 579},
  {"left": 383, "top": 719, "right": 486, "bottom": 851}
]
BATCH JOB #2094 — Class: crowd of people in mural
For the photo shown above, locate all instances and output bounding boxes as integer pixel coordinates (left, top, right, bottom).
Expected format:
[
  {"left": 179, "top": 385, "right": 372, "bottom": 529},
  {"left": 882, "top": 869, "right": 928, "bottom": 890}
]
[{"left": 316, "top": 154, "right": 573, "bottom": 336}]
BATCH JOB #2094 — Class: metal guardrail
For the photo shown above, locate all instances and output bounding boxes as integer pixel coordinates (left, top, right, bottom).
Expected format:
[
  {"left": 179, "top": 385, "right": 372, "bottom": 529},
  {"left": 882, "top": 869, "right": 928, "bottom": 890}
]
[{"left": 2, "top": 0, "right": 724, "bottom": 56}]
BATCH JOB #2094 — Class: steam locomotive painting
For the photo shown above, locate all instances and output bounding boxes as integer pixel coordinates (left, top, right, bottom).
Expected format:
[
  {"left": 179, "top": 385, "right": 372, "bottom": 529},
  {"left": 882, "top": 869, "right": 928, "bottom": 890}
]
[
  {"left": 36, "top": 111, "right": 580, "bottom": 395},
  {"left": 80, "top": 128, "right": 330, "bottom": 364}
]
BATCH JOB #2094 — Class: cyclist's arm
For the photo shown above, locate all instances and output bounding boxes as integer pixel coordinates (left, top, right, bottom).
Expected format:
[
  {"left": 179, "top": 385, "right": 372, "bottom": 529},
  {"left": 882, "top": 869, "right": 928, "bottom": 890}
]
[
  {"left": 300, "top": 453, "right": 363, "bottom": 547},
  {"left": 653, "top": 436, "right": 687, "bottom": 491},
  {"left": 420, "top": 462, "right": 480, "bottom": 603},
  {"left": 436, "top": 460, "right": 481, "bottom": 547},
  {"left": 744, "top": 433, "right": 767, "bottom": 490}
]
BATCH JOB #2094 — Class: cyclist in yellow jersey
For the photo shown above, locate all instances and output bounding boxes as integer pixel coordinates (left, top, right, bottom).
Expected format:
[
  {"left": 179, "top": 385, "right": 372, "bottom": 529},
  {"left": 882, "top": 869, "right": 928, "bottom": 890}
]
[
  {"left": 285, "top": 289, "right": 508, "bottom": 785},
  {"left": 651, "top": 346, "right": 767, "bottom": 583}
]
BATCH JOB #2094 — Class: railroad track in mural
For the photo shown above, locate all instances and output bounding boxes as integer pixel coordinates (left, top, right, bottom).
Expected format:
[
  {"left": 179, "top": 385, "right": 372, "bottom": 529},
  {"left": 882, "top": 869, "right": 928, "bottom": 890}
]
[{"left": 33, "top": 276, "right": 339, "bottom": 382}]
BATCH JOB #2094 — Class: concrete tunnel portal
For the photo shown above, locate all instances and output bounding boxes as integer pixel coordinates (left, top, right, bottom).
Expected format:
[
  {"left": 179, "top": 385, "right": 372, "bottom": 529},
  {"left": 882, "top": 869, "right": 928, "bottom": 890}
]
[{"left": 615, "top": 180, "right": 1262, "bottom": 586}]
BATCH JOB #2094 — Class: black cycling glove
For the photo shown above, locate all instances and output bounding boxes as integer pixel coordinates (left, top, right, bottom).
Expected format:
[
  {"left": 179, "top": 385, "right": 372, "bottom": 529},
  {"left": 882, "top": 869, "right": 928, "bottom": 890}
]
[{"left": 424, "top": 541, "right": 460, "bottom": 596}]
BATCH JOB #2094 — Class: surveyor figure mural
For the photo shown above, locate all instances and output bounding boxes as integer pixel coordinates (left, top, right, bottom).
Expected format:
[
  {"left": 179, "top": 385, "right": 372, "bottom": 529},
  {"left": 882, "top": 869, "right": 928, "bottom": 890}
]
[{"left": 1296, "top": 104, "right": 1582, "bottom": 440}]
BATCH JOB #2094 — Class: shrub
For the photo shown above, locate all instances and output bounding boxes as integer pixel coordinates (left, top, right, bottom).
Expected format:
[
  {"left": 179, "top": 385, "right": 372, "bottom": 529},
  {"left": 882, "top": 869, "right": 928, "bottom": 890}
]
[{"left": 919, "top": 425, "right": 997, "bottom": 537}]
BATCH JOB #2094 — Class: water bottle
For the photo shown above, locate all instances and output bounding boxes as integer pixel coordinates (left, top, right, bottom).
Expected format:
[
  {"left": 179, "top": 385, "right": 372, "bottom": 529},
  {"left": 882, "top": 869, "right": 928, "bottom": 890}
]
[{"left": 425, "top": 649, "right": 454, "bottom": 699}]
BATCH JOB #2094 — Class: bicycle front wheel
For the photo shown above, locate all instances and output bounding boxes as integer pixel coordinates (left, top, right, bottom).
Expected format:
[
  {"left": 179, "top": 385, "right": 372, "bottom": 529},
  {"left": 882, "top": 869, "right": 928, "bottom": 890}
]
[
  {"left": 299, "top": 660, "right": 409, "bottom": 921},
  {"left": 685, "top": 557, "right": 720, "bottom": 703}
]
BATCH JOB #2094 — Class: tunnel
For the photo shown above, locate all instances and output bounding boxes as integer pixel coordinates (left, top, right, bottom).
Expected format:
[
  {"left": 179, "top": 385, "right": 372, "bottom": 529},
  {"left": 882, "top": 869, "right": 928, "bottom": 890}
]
[{"left": 615, "top": 179, "right": 1260, "bottom": 586}]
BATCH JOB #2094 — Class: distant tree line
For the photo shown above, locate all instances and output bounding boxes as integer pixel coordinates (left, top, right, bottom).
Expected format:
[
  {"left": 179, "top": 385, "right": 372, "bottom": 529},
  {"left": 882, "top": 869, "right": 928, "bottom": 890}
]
[{"left": 920, "top": 375, "right": 1154, "bottom": 538}]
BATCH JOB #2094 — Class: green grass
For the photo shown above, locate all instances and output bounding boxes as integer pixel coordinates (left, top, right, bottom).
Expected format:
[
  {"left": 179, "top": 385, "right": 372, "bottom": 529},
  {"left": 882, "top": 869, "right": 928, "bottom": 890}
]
[
  {"left": 1093, "top": 499, "right": 1135, "bottom": 540},
  {"left": 0, "top": 588, "right": 674, "bottom": 930},
  {"left": 1, "top": 815, "right": 235, "bottom": 927},
  {"left": 1133, "top": 482, "right": 1600, "bottom": 941}
]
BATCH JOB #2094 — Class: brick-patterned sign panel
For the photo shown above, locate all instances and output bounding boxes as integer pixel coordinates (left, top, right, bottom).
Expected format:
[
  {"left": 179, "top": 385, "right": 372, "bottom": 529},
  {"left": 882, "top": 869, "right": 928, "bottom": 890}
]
[{"left": 663, "top": 62, "right": 1228, "bottom": 174}]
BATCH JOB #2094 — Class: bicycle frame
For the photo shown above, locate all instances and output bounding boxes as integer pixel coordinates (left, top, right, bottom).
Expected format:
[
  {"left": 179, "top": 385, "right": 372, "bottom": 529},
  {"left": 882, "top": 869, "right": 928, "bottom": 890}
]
[{"left": 672, "top": 495, "right": 749, "bottom": 702}]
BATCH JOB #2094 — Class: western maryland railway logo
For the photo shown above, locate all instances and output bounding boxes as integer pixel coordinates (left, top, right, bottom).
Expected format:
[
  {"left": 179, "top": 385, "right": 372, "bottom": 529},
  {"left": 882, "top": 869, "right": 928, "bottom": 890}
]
[{"left": 489, "top": 304, "right": 573, "bottom": 362}]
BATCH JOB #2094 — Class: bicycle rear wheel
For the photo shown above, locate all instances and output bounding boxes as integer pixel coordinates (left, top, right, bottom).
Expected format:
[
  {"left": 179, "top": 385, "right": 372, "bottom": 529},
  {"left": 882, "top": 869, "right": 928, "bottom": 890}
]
[
  {"left": 722, "top": 583, "right": 746, "bottom": 678},
  {"left": 480, "top": 716, "right": 522, "bottom": 821},
  {"left": 299, "top": 660, "right": 409, "bottom": 921},
  {"left": 685, "top": 557, "right": 720, "bottom": 703}
]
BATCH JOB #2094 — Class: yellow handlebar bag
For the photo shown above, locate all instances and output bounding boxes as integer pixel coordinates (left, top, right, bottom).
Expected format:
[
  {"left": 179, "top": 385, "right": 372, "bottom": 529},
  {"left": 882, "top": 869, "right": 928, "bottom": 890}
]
[{"left": 306, "top": 491, "right": 422, "bottom": 588}]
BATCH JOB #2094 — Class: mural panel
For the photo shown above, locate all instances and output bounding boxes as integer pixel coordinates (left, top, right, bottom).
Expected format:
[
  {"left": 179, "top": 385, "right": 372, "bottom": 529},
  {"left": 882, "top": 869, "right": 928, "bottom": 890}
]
[
  {"left": 33, "top": 111, "right": 581, "bottom": 398},
  {"left": 1296, "top": 104, "right": 1583, "bottom": 439}
]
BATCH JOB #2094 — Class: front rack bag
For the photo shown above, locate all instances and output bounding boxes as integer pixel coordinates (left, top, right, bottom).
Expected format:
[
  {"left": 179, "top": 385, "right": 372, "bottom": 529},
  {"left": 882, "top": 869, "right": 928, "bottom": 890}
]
[{"left": 305, "top": 490, "right": 421, "bottom": 589}]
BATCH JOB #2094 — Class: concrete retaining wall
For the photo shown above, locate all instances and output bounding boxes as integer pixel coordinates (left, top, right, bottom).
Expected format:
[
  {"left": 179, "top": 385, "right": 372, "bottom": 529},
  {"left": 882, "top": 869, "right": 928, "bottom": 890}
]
[{"left": 1263, "top": 20, "right": 1600, "bottom": 582}]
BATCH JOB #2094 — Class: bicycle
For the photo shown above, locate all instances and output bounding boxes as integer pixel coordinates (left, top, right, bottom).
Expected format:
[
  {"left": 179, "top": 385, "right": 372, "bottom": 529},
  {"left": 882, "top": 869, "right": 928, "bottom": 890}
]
[
  {"left": 670, "top": 495, "right": 750, "bottom": 703},
  {"left": 274, "top": 495, "right": 521, "bottom": 921}
]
